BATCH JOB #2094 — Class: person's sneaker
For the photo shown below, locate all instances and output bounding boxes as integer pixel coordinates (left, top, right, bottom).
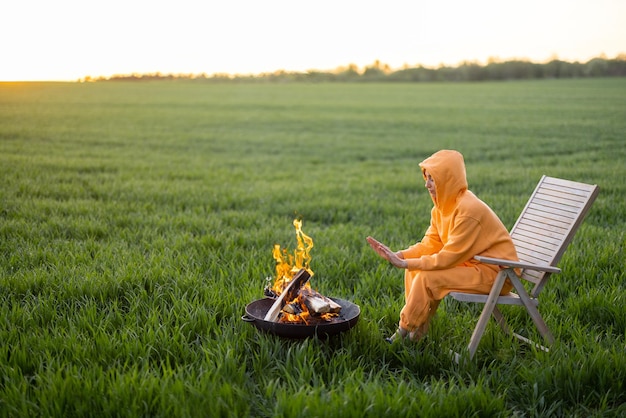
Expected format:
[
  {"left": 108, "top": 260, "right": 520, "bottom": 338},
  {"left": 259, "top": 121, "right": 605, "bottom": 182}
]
[
  {"left": 385, "top": 327, "right": 408, "bottom": 343},
  {"left": 408, "top": 329, "right": 422, "bottom": 342},
  {"left": 385, "top": 326, "right": 426, "bottom": 343}
]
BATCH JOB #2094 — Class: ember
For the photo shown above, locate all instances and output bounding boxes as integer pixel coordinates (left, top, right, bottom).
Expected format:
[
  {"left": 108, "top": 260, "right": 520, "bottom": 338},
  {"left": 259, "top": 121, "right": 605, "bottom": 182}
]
[{"left": 263, "top": 219, "right": 341, "bottom": 324}]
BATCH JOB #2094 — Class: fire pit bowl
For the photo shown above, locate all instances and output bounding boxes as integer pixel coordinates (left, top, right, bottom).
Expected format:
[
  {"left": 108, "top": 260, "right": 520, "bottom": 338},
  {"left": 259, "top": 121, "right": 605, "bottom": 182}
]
[{"left": 242, "top": 297, "right": 360, "bottom": 338}]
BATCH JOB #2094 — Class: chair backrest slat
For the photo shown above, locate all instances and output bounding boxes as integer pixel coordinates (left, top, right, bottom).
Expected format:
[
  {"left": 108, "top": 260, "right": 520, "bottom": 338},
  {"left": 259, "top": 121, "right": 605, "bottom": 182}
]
[{"left": 509, "top": 176, "right": 599, "bottom": 294}]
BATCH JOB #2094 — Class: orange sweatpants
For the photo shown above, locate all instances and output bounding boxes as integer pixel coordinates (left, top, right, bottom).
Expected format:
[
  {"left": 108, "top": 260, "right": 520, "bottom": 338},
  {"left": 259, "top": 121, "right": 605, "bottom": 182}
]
[{"left": 399, "top": 264, "right": 513, "bottom": 332}]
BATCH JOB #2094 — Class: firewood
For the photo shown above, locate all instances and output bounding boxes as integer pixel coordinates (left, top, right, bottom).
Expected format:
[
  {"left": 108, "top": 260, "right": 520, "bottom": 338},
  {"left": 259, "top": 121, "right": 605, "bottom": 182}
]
[
  {"left": 282, "top": 302, "right": 302, "bottom": 315},
  {"left": 303, "top": 293, "right": 341, "bottom": 315},
  {"left": 327, "top": 298, "right": 341, "bottom": 313},
  {"left": 263, "top": 269, "right": 310, "bottom": 322}
]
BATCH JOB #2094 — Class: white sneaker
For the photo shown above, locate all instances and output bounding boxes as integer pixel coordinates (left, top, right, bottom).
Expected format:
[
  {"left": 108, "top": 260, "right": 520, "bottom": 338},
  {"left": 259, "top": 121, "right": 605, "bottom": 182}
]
[
  {"left": 385, "top": 327, "right": 424, "bottom": 343},
  {"left": 385, "top": 327, "right": 408, "bottom": 343}
]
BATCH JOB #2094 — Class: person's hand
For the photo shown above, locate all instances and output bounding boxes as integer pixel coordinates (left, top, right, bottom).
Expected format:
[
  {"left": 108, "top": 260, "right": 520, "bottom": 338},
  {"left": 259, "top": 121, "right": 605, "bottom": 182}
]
[
  {"left": 366, "top": 236, "right": 390, "bottom": 259},
  {"left": 366, "top": 236, "right": 408, "bottom": 269}
]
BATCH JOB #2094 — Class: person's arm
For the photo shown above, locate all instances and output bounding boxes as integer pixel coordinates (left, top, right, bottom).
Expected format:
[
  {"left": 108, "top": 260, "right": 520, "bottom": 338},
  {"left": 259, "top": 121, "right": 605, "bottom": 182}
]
[
  {"left": 400, "top": 224, "right": 443, "bottom": 259},
  {"left": 404, "top": 216, "right": 482, "bottom": 271}
]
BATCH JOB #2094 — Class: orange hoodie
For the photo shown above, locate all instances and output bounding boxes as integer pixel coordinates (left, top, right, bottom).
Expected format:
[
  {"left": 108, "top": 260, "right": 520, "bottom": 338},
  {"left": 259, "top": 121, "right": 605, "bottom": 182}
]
[{"left": 400, "top": 150, "right": 518, "bottom": 273}]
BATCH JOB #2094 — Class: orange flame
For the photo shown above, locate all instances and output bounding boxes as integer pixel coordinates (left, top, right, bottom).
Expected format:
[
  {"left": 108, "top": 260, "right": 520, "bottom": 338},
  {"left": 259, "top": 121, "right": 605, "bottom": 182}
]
[
  {"left": 270, "top": 219, "right": 314, "bottom": 295},
  {"left": 268, "top": 219, "right": 339, "bottom": 324}
]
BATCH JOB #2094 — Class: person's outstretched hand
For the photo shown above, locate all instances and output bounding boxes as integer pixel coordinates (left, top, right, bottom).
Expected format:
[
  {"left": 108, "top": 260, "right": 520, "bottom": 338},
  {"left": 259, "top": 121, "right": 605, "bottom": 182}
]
[{"left": 366, "top": 236, "right": 408, "bottom": 269}]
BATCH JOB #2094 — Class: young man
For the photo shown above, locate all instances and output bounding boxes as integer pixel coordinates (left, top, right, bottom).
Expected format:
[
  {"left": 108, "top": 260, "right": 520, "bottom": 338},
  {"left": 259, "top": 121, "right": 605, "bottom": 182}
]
[{"left": 367, "top": 149, "right": 518, "bottom": 342}]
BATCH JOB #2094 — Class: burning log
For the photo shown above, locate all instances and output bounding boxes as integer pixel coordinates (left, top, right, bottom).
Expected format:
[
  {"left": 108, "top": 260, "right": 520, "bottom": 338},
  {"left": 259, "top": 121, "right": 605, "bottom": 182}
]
[
  {"left": 282, "top": 302, "right": 303, "bottom": 315},
  {"left": 302, "top": 292, "right": 341, "bottom": 315},
  {"left": 263, "top": 268, "right": 311, "bottom": 322},
  {"left": 276, "top": 289, "right": 342, "bottom": 324}
]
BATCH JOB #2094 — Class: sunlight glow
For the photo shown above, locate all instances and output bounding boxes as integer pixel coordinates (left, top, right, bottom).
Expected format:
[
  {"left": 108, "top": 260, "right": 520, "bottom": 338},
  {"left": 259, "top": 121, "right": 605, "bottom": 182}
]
[{"left": 2, "top": 0, "right": 625, "bottom": 81}]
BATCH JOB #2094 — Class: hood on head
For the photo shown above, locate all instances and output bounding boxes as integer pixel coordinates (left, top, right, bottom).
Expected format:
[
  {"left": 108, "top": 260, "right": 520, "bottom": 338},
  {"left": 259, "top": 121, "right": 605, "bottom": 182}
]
[{"left": 419, "top": 150, "right": 468, "bottom": 210}]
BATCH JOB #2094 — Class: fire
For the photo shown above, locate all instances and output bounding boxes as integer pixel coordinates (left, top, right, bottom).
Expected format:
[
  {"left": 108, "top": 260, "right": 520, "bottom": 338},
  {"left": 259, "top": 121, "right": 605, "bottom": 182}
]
[
  {"left": 266, "top": 219, "right": 339, "bottom": 324},
  {"left": 269, "top": 219, "right": 314, "bottom": 295}
]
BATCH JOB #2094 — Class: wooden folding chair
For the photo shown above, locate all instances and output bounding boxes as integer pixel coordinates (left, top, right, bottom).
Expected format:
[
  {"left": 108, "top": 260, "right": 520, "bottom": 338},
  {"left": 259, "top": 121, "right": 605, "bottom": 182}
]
[{"left": 449, "top": 176, "right": 599, "bottom": 360}]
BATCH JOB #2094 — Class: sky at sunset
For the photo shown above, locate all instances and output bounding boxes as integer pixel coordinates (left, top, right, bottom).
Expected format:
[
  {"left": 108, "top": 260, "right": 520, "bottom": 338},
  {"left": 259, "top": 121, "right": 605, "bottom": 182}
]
[{"left": 2, "top": 0, "right": 625, "bottom": 81}]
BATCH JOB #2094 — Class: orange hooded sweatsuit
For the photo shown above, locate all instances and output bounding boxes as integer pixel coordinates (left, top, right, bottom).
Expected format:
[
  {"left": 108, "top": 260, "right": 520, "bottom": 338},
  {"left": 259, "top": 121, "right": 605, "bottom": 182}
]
[{"left": 398, "top": 150, "right": 517, "bottom": 333}]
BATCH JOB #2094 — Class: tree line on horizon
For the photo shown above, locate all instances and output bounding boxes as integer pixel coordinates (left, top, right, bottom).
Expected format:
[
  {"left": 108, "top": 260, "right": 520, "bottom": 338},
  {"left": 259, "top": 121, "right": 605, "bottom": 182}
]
[{"left": 84, "top": 54, "right": 626, "bottom": 83}]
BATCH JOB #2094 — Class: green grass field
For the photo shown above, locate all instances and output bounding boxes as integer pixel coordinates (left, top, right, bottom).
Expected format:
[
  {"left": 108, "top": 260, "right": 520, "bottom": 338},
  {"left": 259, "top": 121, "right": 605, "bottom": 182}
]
[{"left": 1, "top": 79, "right": 625, "bottom": 417}]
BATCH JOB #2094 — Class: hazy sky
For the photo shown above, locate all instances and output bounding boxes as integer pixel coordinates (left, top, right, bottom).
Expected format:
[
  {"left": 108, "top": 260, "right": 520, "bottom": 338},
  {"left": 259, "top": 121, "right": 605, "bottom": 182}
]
[{"left": 3, "top": 0, "right": 625, "bottom": 81}]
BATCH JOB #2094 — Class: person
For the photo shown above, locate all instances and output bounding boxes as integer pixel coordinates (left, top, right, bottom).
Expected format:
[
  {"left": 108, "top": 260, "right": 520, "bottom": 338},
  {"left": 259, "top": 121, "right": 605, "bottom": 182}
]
[{"left": 367, "top": 149, "right": 518, "bottom": 343}]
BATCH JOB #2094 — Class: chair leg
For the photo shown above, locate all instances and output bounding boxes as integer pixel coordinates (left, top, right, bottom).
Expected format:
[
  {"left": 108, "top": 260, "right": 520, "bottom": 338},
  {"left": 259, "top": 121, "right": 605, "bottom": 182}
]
[
  {"left": 467, "top": 270, "right": 509, "bottom": 359},
  {"left": 492, "top": 306, "right": 511, "bottom": 335},
  {"left": 493, "top": 305, "right": 550, "bottom": 352},
  {"left": 508, "top": 275, "right": 555, "bottom": 344}
]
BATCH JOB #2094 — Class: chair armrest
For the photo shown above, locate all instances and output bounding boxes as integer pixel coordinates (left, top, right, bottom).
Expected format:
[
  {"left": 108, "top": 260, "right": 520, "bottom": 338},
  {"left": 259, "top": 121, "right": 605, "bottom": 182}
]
[{"left": 474, "top": 255, "right": 561, "bottom": 274}]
